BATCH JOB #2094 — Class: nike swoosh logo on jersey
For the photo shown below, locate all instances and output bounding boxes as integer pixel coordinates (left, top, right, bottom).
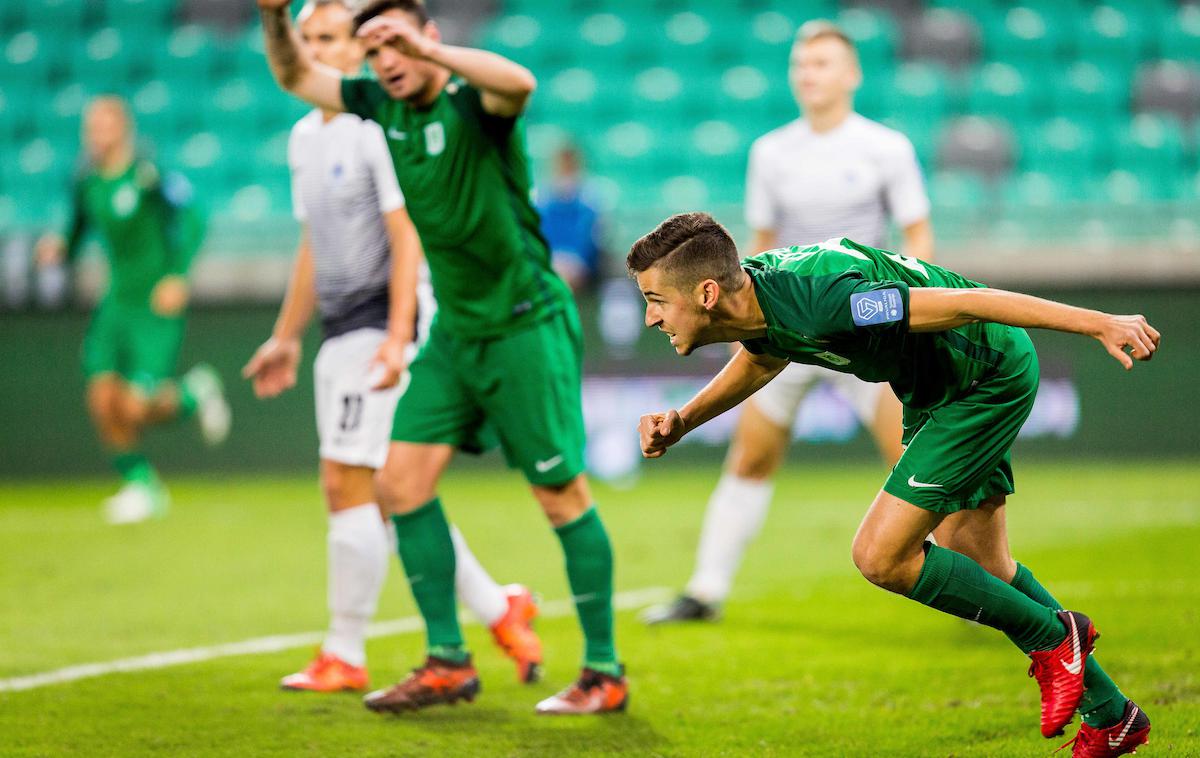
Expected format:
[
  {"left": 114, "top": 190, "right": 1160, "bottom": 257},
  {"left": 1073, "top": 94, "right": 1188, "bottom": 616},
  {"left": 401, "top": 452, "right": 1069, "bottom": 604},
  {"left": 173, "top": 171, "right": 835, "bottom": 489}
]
[
  {"left": 535, "top": 455, "right": 564, "bottom": 473},
  {"left": 907, "top": 475, "right": 943, "bottom": 489},
  {"left": 1108, "top": 706, "right": 1139, "bottom": 748},
  {"left": 386, "top": 127, "right": 408, "bottom": 141},
  {"left": 1062, "top": 613, "right": 1083, "bottom": 675}
]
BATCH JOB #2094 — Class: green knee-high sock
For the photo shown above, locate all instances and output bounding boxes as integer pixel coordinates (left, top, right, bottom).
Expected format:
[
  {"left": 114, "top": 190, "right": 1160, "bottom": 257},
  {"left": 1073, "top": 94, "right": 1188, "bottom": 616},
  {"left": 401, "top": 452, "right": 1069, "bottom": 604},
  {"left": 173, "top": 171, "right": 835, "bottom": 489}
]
[
  {"left": 1010, "top": 563, "right": 1127, "bottom": 728},
  {"left": 176, "top": 380, "right": 199, "bottom": 420},
  {"left": 391, "top": 499, "right": 467, "bottom": 663},
  {"left": 112, "top": 451, "right": 155, "bottom": 485},
  {"left": 555, "top": 506, "right": 618, "bottom": 676},
  {"left": 907, "top": 544, "right": 1064, "bottom": 653}
]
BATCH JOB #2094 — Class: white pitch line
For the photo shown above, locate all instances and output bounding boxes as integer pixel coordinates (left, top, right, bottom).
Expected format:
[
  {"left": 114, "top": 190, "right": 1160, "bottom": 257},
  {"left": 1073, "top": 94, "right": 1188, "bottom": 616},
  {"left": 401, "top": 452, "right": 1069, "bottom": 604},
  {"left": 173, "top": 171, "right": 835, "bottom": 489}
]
[{"left": 0, "top": 586, "right": 672, "bottom": 694}]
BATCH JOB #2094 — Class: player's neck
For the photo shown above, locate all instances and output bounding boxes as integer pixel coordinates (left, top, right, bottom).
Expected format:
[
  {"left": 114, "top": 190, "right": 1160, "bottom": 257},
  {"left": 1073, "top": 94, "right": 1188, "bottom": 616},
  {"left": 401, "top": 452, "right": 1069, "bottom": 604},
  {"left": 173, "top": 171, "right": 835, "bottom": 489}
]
[
  {"left": 804, "top": 102, "right": 852, "bottom": 134},
  {"left": 321, "top": 108, "right": 339, "bottom": 123},
  {"left": 98, "top": 143, "right": 135, "bottom": 177},
  {"left": 710, "top": 274, "right": 768, "bottom": 342}
]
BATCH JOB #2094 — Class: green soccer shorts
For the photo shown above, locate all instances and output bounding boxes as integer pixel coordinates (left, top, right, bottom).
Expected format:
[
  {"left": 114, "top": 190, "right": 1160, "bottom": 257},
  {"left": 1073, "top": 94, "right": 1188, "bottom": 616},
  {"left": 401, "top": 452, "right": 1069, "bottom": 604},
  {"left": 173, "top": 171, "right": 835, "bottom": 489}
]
[
  {"left": 884, "top": 327, "right": 1039, "bottom": 513},
  {"left": 82, "top": 300, "right": 185, "bottom": 395},
  {"left": 390, "top": 307, "right": 587, "bottom": 486}
]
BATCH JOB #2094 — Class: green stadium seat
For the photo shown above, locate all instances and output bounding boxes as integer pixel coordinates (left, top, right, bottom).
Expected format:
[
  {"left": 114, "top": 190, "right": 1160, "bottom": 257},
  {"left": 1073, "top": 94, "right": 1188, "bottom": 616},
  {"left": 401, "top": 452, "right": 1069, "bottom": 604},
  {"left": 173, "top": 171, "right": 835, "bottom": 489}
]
[
  {"left": 69, "top": 27, "right": 141, "bottom": 90},
  {"left": 1003, "top": 170, "right": 1090, "bottom": 207},
  {"left": 1010, "top": 0, "right": 1087, "bottom": 40},
  {"left": 104, "top": 0, "right": 176, "bottom": 29},
  {"left": 1020, "top": 117, "right": 1102, "bottom": 173},
  {"left": 1098, "top": 0, "right": 1173, "bottom": 34},
  {"left": 1113, "top": 114, "right": 1185, "bottom": 176},
  {"left": 1076, "top": 5, "right": 1151, "bottom": 64},
  {"left": 763, "top": 0, "right": 837, "bottom": 26},
  {"left": 630, "top": 65, "right": 687, "bottom": 121},
  {"left": 25, "top": 0, "right": 89, "bottom": 33},
  {"left": 878, "top": 62, "right": 950, "bottom": 123},
  {"left": 928, "top": 170, "right": 990, "bottom": 212},
  {"left": 710, "top": 64, "right": 785, "bottom": 121},
  {"left": 4, "top": 31, "right": 62, "bottom": 88},
  {"left": 739, "top": 9, "right": 796, "bottom": 70},
  {"left": 836, "top": 7, "right": 898, "bottom": 68},
  {"left": 966, "top": 62, "right": 1042, "bottom": 122},
  {"left": 982, "top": 6, "right": 1065, "bottom": 69},
  {"left": 157, "top": 24, "right": 221, "bottom": 81},
  {"left": 1162, "top": 5, "right": 1200, "bottom": 61},
  {"left": 1086, "top": 168, "right": 1176, "bottom": 204},
  {"left": 1050, "top": 61, "right": 1130, "bottom": 118},
  {"left": 477, "top": 12, "right": 568, "bottom": 70}
]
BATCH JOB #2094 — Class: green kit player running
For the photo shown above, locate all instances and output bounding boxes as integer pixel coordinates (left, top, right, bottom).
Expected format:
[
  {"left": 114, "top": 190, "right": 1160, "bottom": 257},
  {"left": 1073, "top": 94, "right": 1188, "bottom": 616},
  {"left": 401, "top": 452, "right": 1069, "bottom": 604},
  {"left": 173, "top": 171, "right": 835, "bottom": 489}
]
[
  {"left": 257, "top": 0, "right": 625, "bottom": 714},
  {"left": 35, "top": 97, "right": 230, "bottom": 524},
  {"left": 630, "top": 213, "right": 1156, "bottom": 756}
]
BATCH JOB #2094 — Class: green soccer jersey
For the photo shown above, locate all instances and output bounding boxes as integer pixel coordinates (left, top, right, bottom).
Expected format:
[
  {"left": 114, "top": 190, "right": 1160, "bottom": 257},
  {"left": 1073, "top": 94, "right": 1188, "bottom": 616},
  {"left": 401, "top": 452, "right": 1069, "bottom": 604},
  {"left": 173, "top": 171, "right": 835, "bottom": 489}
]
[
  {"left": 63, "top": 158, "right": 204, "bottom": 308},
  {"left": 341, "top": 76, "right": 569, "bottom": 338},
  {"left": 740, "top": 238, "right": 1021, "bottom": 412}
]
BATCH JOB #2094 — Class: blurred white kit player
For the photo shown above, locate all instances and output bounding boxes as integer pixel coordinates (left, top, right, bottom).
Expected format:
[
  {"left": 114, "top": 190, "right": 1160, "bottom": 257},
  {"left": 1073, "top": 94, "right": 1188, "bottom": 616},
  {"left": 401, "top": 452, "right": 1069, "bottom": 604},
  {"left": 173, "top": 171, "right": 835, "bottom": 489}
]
[
  {"left": 243, "top": 0, "right": 537, "bottom": 692},
  {"left": 643, "top": 20, "right": 934, "bottom": 624}
]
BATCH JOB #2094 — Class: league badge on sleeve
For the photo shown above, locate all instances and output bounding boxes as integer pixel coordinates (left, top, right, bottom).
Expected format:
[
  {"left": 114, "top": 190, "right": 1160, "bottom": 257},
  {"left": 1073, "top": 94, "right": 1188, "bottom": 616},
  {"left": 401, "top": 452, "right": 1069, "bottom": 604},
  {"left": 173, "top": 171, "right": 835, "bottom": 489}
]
[{"left": 850, "top": 288, "right": 904, "bottom": 327}]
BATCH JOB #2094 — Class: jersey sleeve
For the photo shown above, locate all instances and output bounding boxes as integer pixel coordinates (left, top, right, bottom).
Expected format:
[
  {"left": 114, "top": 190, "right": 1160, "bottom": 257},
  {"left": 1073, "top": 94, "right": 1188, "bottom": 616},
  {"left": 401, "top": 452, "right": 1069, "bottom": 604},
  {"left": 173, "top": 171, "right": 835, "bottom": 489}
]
[
  {"left": 743, "top": 137, "right": 776, "bottom": 232},
  {"left": 158, "top": 170, "right": 205, "bottom": 276},
  {"left": 776, "top": 269, "right": 911, "bottom": 342},
  {"left": 449, "top": 82, "right": 518, "bottom": 143},
  {"left": 62, "top": 175, "right": 88, "bottom": 262},
  {"left": 881, "top": 135, "right": 930, "bottom": 228},
  {"left": 287, "top": 123, "right": 307, "bottom": 222},
  {"left": 361, "top": 120, "right": 405, "bottom": 214},
  {"left": 340, "top": 76, "right": 389, "bottom": 122}
]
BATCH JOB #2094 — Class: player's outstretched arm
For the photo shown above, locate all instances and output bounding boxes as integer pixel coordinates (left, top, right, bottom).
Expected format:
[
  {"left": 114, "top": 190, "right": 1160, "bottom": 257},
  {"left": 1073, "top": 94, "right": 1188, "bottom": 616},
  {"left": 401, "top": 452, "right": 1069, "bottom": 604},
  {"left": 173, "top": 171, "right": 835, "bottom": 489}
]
[
  {"left": 257, "top": 0, "right": 345, "bottom": 112},
  {"left": 639, "top": 348, "right": 787, "bottom": 458},
  {"left": 909, "top": 287, "right": 1161, "bottom": 370},
  {"left": 357, "top": 16, "right": 536, "bottom": 116},
  {"left": 242, "top": 230, "right": 316, "bottom": 398}
]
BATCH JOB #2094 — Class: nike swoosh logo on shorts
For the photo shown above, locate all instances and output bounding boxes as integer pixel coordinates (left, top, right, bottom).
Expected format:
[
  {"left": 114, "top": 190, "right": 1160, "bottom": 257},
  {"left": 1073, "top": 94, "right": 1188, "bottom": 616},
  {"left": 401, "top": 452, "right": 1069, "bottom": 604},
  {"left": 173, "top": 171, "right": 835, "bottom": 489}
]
[
  {"left": 1062, "top": 613, "right": 1083, "bottom": 675},
  {"left": 907, "top": 475, "right": 944, "bottom": 489},
  {"left": 1108, "top": 706, "right": 1139, "bottom": 748},
  {"left": 535, "top": 455, "right": 564, "bottom": 473}
]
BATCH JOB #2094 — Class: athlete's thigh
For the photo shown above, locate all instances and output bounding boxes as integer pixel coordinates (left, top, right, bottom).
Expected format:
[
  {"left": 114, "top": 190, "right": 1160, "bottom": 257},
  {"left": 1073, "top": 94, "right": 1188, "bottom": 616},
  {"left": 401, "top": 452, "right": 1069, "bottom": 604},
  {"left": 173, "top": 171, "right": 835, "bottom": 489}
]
[
  {"left": 826, "top": 372, "right": 885, "bottom": 427},
  {"left": 473, "top": 309, "right": 585, "bottom": 487},
  {"left": 852, "top": 487, "right": 946, "bottom": 591},
  {"left": 746, "top": 361, "right": 820, "bottom": 429},
  {"left": 376, "top": 440, "right": 456, "bottom": 512},
  {"left": 81, "top": 303, "right": 121, "bottom": 382},
  {"left": 932, "top": 496, "right": 1015, "bottom": 580},
  {"left": 315, "top": 329, "right": 403, "bottom": 470},
  {"left": 726, "top": 399, "right": 791, "bottom": 479},
  {"left": 125, "top": 310, "right": 185, "bottom": 395},
  {"left": 390, "top": 324, "right": 489, "bottom": 452}
]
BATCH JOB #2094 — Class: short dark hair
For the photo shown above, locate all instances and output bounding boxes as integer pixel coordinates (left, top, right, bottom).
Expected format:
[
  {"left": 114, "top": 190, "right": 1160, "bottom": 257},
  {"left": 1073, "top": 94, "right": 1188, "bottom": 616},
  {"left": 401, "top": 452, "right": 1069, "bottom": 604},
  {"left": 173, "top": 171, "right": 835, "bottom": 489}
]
[
  {"left": 627, "top": 212, "right": 744, "bottom": 291},
  {"left": 795, "top": 20, "right": 858, "bottom": 59},
  {"left": 352, "top": 0, "right": 429, "bottom": 33}
]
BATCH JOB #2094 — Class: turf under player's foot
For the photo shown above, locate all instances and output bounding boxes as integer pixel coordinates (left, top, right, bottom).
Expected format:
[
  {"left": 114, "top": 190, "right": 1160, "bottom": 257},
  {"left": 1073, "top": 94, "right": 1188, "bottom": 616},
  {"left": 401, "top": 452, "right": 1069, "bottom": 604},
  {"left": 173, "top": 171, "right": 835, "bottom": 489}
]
[
  {"left": 489, "top": 584, "right": 543, "bottom": 683},
  {"left": 1059, "top": 700, "right": 1151, "bottom": 757},
  {"left": 639, "top": 594, "right": 720, "bottom": 625},
  {"left": 103, "top": 481, "right": 169, "bottom": 524},
  {"left": 535, "top": 667, "right": 628, "bottom": 715},
  {"left": 363, "top": 656, "right": 480, "bottom": 713},
  {"left": 1029, "top": 610, "right": 1099, "bottom": 738},
  {"left": 280, "top": 651, "right": 368, "bottom": 692},
  {"left": 183, "top": 363, "right": 231, "bottom": 447}
]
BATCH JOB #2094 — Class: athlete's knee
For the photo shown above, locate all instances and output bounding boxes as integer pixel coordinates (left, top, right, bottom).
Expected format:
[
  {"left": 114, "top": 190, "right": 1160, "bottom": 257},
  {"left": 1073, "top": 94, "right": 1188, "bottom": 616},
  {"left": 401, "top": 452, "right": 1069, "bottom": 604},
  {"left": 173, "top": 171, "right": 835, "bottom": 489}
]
[
  {"left": 373, "top": 453, "right": 438, "bottom": 514},
  {"left": 532, "top": 474, "right": 591, "bottom": 527},
  {"left": 118, "top": 390, "right": 152, "bottom": 427},
  {"left": 851, "top": 536, "right": 918, "bottom": 594},
  {"left": 321, "top": 461, "right": 374, "bottom": 511},
  {"left": 727, "top": 431, "right": 786, "bottom": 480}
]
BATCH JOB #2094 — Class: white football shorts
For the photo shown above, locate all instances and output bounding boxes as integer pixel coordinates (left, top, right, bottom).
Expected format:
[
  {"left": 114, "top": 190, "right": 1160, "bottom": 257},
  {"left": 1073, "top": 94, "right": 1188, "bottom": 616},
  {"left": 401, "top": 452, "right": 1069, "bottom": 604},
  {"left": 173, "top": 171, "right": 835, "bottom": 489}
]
[{"left": 750, "top": 362, "right": 884, "bottom": 430}]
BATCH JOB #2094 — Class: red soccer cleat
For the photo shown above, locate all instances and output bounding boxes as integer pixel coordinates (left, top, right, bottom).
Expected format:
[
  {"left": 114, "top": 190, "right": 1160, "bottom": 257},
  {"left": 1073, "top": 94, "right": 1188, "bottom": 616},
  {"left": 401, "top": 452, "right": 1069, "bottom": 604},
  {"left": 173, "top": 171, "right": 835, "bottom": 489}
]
[
  {"left": 363, "top": 656, "right": 481, "bottom": 713},
  {"left": 1029, "top": 610, "right": 1099, "bottom": 738},
  {"left": 1059, "top": 700, "right": 1151, "bottom": 757},
  {"left": 489, "top": 584, "right": 543, "bottom": 683},
  {"left": 280, "top": 650, "right": 368, "bottom": 692},
  {"left": 535, "top": 667, "right": 628, "bottom": 715}
]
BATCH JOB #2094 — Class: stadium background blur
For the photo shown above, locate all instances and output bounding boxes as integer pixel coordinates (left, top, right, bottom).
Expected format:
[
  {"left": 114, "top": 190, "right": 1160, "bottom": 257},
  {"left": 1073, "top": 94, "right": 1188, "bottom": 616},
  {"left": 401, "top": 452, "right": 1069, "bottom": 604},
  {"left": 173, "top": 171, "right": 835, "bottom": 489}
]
[{"left": 2, "top": 0, "right": 1198, "bottom": 479}]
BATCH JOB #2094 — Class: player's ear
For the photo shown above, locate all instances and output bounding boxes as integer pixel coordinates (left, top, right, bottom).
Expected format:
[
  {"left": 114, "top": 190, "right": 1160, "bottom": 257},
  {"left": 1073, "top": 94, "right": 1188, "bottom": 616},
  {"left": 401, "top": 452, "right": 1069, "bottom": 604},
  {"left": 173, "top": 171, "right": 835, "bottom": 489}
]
[
  {"left": 424, "top": 20, "right": 441, "bottom": 42},
  {"left": 699, "top": 279, "right": 720, "bottom": 310}
]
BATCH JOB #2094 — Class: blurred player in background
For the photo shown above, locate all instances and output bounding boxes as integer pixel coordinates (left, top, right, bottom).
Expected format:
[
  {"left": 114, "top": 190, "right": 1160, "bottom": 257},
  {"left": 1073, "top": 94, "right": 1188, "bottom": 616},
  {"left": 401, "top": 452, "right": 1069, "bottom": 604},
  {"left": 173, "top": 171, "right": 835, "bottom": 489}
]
[
  {"left": 242, "top": 0, "right": 542, "bottom": 694},
  {"left": 257, "top": 0, "right": 626, "bottom": 714},
  {"left": 537, "top": 144, "right": 604, "bottom": 294},
  {"left": 644, "top": 21, "right": 935, "bottom": 624},
  {"left": 35, "top": 96, "right": 229, "bottom": 525},
  {"left": 631, "top": 214, "right": 1155, "bottom": 756}
]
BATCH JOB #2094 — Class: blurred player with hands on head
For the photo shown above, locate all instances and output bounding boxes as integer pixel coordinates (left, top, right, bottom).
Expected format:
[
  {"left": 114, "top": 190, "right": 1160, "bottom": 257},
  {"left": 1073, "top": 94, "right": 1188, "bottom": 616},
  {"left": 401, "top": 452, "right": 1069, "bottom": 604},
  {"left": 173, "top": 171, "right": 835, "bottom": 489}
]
[
  {"left": 644, "top": 21, "right": 934, "bottom": 625},
  {"left": 242, "top": 0, "right": 541, "bottom": 695},
  {"left": 256, "top": 0, "right": 625, "bottom": 714},
  {"left": 630, "top": 213, "right": 1156, "bottom": 756},
  {"left": 36, "top": 96, "right": 228, "bottom": 525}
]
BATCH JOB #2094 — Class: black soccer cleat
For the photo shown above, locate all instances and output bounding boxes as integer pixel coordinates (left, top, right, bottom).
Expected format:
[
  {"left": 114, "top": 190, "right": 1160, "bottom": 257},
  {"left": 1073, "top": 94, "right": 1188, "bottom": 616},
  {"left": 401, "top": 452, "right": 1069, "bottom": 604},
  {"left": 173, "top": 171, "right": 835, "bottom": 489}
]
[{"left": 639, "top": 594, "right": 720, "bottom": 625}]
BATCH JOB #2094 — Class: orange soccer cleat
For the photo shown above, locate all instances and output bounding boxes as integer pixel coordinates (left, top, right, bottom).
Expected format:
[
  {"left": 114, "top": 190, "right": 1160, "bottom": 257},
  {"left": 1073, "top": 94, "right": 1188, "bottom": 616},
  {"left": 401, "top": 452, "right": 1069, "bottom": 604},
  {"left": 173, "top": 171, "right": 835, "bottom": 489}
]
[
  {"left": 535, "top": 667, "right": 628, "bottom": 715},
  {"left": 363, "top": 656, "right": 481, "bottom": 713},
  {"left": 280, "top": 650, "right": 369, "bottom": 692},
  {"left": 489, "top": 584, "right": 543, "bottom": 683}
]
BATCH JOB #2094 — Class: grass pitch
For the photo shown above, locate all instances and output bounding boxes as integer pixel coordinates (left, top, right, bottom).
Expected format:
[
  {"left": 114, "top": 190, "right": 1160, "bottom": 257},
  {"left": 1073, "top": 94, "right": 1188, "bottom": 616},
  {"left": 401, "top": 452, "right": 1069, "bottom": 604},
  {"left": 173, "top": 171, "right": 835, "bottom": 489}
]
[{"left": 1, "top": 462, "right": 1198, "bottom": 756}]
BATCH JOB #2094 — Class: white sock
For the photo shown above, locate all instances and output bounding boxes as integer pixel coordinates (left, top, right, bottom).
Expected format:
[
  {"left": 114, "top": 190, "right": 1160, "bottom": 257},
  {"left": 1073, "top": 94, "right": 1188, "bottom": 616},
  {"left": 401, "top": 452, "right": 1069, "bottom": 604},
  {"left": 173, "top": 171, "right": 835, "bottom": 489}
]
[
  {"left": 450, "top": 525, "right": 508, "bottom": 626},
  {"left": 322, "top": 503, "right": 389, "bottom": 667},
  {"left": 685, "top": 472, "right": 774, "bottom": 605}
]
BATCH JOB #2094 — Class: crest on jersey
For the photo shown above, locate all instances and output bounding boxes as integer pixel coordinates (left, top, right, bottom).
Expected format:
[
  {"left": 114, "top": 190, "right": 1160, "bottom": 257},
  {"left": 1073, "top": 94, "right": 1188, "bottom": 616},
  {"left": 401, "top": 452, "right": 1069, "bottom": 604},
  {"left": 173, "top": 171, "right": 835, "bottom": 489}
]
[
  {"left": 424, "top": 122, "right": 445, "bottom": 156},
  {"left": 112, "top": 183, "right": 139, "bottom": 217}
]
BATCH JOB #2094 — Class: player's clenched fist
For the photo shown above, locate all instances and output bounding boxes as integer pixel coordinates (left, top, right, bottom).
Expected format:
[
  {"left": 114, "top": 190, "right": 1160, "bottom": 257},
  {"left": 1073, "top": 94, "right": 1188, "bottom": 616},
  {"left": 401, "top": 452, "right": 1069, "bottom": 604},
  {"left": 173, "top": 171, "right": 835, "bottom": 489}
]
[
  {"left": 639, "top": 409, "right": 686, "bottom": 458},
  {"left": 1093, "top": 314, "right": 1161, "bottom": 370}
]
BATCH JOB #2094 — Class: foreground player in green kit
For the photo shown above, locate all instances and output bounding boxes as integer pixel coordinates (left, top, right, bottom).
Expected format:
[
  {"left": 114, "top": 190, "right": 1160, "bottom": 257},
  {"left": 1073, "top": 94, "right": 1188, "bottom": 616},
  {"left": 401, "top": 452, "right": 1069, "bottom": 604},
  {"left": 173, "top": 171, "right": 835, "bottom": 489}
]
[
  {"left": 256, "top": 0, "right": 625, "bottom": 714},
  {"left": 36, "top": 97, "right": 230, "bottom": 524},
  {"left": 630, "top": 213, "right": 1156, "bottom": 756}
]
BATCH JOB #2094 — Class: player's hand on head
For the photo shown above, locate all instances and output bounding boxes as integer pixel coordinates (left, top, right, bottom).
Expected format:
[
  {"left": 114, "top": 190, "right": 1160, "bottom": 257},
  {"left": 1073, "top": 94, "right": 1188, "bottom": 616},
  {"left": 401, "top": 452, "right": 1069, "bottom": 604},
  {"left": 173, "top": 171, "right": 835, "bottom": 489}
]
[
  {"left": 357, "top": 16, "right": 437, "bottom": 59},
  {"left": 151, "top": 275, "right": 189, "bottom": 317},
  {"left": 1096, "top": 314, "right": 1160, "bottom": 370},
  {"left": 638, "top": 409, "right": 686, "bottom": 458},
  {"left": 255, "top": 0, "right": 292, "bottom": 10},
  {"left": 368, "top": 336, "right": 408, "bottom": 391},
  {"left": 242, "top": 337, "right": 301, "bottom": 398},
  {"left": 34, "top": 234, "right": 65, "bottom": 268}
]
